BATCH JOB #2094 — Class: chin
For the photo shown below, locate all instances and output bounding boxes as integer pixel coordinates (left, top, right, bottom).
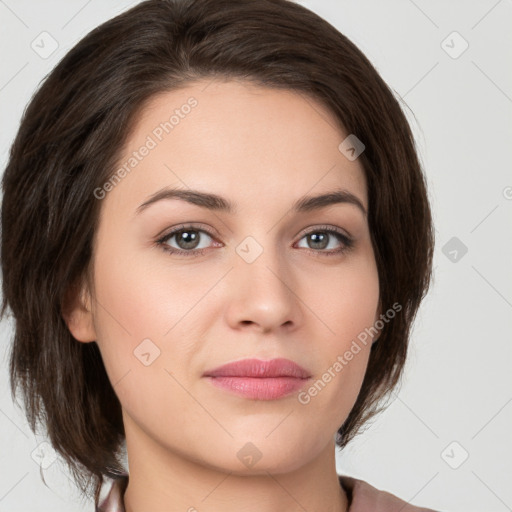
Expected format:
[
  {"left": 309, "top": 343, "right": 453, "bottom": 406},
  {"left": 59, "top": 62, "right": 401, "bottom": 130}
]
[{"left": 196, "top": 435, "right": 321, "bottom": 476}]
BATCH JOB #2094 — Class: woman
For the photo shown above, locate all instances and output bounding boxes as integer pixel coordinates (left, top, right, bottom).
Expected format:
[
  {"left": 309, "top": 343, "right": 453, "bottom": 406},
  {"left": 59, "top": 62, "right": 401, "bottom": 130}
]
[{"left": 1, "top": 0, "right": 437, "bottom": 510}]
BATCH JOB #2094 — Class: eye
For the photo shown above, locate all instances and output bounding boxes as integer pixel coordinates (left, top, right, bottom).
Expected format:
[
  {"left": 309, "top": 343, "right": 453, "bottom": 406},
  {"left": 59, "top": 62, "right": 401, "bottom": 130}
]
[
  {"left": 295, "top": 225, "right": 354, "bottom": 256},
  {"left": 156, "top": 224, "right": 219, "bottom": 257}
]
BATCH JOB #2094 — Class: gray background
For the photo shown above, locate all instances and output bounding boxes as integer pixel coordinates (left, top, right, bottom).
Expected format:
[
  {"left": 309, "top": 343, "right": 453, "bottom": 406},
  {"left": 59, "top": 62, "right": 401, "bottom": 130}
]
[{"left": 1, "top": 1, "right": 511, "bottom": 511}]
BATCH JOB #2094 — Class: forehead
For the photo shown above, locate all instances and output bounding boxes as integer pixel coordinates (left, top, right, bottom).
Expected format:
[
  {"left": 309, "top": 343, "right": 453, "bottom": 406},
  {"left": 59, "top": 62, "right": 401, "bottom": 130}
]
[{"left": 104, "top": 78, "right": 368, "bottom": 216}]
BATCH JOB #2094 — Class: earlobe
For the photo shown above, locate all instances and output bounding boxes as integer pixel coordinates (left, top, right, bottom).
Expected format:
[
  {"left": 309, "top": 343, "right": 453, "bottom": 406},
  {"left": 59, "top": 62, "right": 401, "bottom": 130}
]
[{"left": 61, "top": 279, "right": 97, "bottom": 343}]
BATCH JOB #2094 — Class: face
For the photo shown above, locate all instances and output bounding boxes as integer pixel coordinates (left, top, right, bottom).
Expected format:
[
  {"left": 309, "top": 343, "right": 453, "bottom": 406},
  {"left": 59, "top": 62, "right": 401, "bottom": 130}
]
[{"left": 69, "top": 79, "right": 380, "bottom": 475}]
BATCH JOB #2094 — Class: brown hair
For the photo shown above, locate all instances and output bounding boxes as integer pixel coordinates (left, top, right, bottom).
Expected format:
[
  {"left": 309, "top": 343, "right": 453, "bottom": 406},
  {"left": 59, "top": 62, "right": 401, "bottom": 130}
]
[{"left": 1, "top": 0, "right": 434, "bottom": 502}]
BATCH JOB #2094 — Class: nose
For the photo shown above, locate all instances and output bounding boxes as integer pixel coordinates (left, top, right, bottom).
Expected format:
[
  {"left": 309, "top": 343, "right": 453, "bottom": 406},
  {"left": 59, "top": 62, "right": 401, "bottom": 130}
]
[{"left": 224, "top": 241, "right": 304, "bottom": 334}]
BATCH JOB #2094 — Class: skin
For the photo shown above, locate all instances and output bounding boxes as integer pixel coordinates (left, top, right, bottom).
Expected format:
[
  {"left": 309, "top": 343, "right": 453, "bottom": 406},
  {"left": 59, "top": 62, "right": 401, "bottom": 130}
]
[{"left": 64, "top": 78, "right": 381, "bottom": 512}]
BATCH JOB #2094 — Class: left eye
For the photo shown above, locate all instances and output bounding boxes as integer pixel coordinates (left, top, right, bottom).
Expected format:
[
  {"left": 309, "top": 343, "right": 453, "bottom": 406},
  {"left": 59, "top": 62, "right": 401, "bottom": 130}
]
[{"left": 296, "top": 230, "right": 347, "bottom": 251}]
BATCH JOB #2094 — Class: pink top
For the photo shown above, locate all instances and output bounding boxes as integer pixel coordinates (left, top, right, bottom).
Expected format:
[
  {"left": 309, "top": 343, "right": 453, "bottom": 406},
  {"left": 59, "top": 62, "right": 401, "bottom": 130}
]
[{"left": 95, "top": 474, "right": 440, "bottom": 511}]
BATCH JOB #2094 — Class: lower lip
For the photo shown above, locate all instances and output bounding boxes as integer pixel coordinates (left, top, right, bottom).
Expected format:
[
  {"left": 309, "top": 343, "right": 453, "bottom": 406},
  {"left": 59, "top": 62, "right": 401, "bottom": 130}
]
[{"left": 205, "top": 376, "right": 310, "bottom": 400}]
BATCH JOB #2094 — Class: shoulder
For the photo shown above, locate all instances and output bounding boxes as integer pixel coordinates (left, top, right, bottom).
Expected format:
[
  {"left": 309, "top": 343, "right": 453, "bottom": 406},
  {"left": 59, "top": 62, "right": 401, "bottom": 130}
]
[{"left": 339, "top": 475, "right": 441, "bottom": 512}]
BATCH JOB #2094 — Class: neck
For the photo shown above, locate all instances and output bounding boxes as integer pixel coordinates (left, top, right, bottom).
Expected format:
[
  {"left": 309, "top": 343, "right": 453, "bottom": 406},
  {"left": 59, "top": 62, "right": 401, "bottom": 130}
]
[{"left": 122, "top": 416, "right": 348, "bottom": 512}]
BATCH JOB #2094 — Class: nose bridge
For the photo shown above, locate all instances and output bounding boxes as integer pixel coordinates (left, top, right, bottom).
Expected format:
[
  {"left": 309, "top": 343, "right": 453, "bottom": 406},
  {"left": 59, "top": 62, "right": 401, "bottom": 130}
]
[
  {"left": 235, "top": 229, "right": 287, "bottom": 280},
  {"left": 227, "top": 231, "right": 301, "bottom": 330}
]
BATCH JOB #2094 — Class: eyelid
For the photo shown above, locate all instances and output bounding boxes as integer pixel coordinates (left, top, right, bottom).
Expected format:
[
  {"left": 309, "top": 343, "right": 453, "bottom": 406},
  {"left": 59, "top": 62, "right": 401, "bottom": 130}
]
[
  {"left": 155, "top": 222, "right": 219, "bottom": 241},
  {"left": 157, "top": 223, "right": 352, "bottom": 242},
  {"left": 294, "top": 223, "right": 352, "bottom": 240}
]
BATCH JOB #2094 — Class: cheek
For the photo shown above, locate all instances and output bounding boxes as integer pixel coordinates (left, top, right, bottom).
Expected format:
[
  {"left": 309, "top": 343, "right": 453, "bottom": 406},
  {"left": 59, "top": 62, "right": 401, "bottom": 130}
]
[
  {"left": 89, "top": 250, "right": 201, "bottom": 428},
  {"left": 92, "top": 226, "right": 206, "bottom": 338},
  {"left": 90, "top": 234, "right": 221, "bottom": 387},
  {"left": 309, "top": 252, "right": 380, "bottom": 349},
  {"left": 296, "top": 253, "right": 379, "bottom": 418}
]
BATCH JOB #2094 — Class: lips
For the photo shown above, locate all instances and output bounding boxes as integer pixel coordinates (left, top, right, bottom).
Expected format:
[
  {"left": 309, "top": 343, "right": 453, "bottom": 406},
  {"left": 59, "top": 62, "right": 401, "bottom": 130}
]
[
  {"left": 203, "top": 358, "right": 311, "bottom": 400},
  {"left": 203, "top": 358, "right": 311, "bottom": 379}
]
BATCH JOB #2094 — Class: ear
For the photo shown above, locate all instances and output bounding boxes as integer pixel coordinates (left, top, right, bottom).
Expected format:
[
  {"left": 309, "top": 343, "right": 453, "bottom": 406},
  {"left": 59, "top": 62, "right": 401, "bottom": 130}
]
[{"left": 61, "top": 277, "right": 97, "bottom": 343}]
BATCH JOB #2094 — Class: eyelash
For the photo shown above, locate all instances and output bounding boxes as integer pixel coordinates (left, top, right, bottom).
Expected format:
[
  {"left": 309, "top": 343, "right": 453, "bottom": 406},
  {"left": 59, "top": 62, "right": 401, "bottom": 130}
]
[{"left": 155, "top": 223, "right": 354, "bottom": 258}]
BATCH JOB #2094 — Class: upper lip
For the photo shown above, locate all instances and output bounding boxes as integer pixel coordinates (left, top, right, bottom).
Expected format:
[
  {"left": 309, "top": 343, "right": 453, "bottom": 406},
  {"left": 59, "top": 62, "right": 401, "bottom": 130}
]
[{"left": 203, "top": 358, "right": 311, "bottom": 379}]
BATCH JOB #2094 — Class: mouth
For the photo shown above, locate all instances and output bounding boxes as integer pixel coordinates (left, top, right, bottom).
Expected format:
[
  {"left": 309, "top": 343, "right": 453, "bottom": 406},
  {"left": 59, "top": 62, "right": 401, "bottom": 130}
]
[{"left": 203, "top": 358, "right": 311, "bottom": 400}]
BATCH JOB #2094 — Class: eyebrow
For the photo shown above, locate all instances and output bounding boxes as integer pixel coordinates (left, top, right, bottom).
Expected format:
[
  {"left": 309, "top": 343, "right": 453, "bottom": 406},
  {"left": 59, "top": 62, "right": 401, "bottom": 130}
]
[{"left": 135, "top": 186, "right": 367, "bottom": 217}]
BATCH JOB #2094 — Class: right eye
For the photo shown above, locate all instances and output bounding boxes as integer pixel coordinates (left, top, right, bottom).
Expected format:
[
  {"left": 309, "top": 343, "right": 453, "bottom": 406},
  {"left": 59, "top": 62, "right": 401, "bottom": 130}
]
[{"left": 156, "top": 224, "right": 221, "bottom": 257}]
